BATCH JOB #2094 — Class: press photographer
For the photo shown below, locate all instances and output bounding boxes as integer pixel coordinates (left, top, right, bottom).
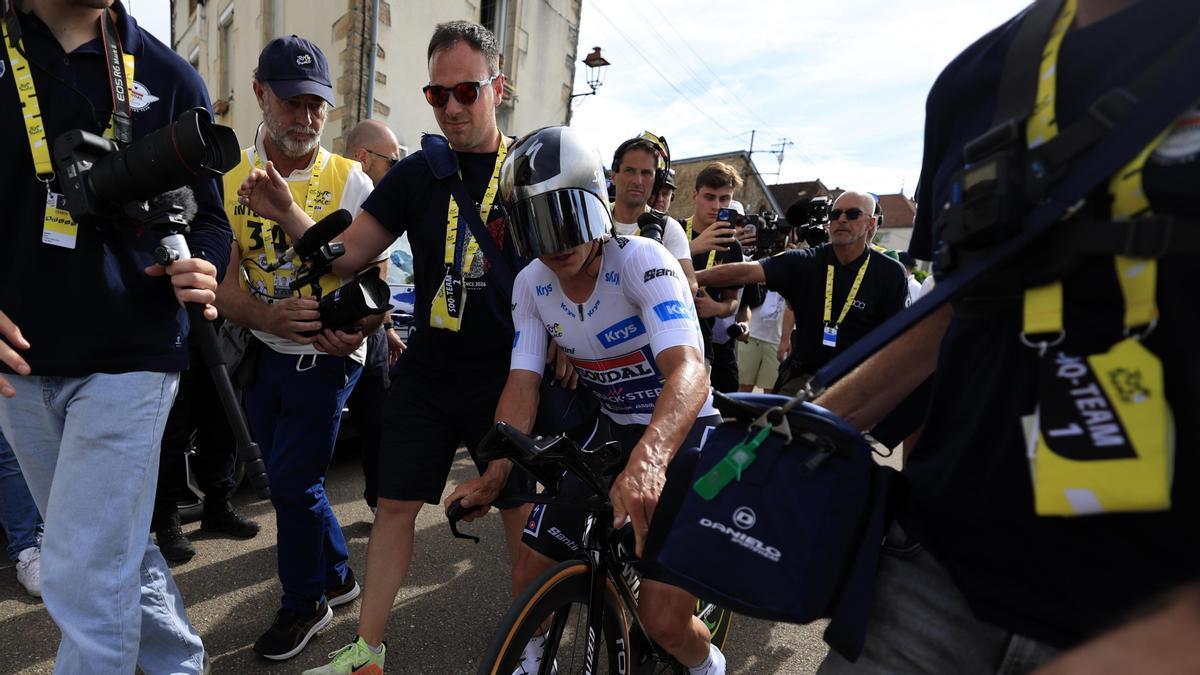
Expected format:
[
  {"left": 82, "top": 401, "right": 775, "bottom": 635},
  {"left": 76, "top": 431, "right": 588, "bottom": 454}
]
[
  {"left": 0, "top": 0, "right": 234, "bottom": 671},
  {"left": 695, "top": 191, "right": 908, "bottom": 395}
]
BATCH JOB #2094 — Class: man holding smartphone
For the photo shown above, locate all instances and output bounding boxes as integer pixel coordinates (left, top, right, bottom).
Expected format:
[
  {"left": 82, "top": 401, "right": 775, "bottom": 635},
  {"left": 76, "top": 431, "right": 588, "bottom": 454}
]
[{"left": 683, "top": 163, "right": 744, "bottom": 391}]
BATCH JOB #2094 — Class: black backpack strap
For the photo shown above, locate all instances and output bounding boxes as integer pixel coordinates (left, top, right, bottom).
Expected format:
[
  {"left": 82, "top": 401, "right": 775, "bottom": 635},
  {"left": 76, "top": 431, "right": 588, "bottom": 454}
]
[
  {"left": 993, "top": 0, "right": 1066, "bottom": 126},
  {"left": 420, "top": 133, "right": 517, "bottom": 294},
  {"left": 816, "top": 12, "right": 1200, "bottom": 390}
]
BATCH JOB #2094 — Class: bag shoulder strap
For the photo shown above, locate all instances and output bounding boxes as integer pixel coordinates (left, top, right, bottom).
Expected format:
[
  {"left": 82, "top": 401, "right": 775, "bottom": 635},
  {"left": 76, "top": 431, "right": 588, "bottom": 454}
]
[
  {"left": 815, "top": 14, "right": 1200, "bottom": 390},
  {"left": 420, "top": 133, "right": 517, "bottom": 295}
]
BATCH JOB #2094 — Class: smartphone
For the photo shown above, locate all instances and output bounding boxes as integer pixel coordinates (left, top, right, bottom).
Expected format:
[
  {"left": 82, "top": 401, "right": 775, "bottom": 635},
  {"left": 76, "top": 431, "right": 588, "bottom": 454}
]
[{"left": 717, "top": 207, "right": 736, "bottom": 223}]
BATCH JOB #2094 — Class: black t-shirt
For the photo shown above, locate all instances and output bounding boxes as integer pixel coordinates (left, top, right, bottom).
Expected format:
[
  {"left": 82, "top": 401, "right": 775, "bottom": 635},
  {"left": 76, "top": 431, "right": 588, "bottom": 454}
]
[
  {"left": 362, "top": 147, "right": 521, "bottom": 375},
  {"left": 908, "top": 0, "right": 1200, "bottom": 648},
  {"left": 759, "top": 244, "right": 907, "bottom": 375},
  {"left": 687, "top": 218, "right": 744, "bottom": 353}
]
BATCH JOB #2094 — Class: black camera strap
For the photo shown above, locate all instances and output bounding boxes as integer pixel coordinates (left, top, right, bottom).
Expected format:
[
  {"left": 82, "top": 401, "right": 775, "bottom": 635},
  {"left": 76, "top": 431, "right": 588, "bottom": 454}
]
[
  {"left": 2, "top": 3, "right": 134, "bottom": 180},
  {"left": 813, "top": 6, "right": 1200, "bottom": 391},
  {"left": 99, "top": 7, "right": 132, "bottom": 146}
]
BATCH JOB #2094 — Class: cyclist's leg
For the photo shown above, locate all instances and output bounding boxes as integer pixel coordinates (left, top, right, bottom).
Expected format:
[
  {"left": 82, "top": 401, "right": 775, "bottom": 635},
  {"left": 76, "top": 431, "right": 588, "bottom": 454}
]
[
  {"left": 639, "top": 579, "right": 715, "bottom": 669},
  {"left": 637, "top": 413, "right": 727, "bottom": 667},
  {"left": 354, "top": 367, "right": 461, "bottom": 647}
]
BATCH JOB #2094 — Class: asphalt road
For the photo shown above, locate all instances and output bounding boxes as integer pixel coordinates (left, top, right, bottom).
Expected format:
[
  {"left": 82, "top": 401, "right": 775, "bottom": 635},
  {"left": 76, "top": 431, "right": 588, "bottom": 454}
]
[{"left": 0, "top": 448, "right": 829, "bottom": 674}]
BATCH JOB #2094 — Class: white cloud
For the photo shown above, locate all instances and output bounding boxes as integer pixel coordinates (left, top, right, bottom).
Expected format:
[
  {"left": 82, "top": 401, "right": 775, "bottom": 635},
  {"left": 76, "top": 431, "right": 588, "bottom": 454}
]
[{"left": 569, "top": 0, "right": 1029, "bottom": 197}]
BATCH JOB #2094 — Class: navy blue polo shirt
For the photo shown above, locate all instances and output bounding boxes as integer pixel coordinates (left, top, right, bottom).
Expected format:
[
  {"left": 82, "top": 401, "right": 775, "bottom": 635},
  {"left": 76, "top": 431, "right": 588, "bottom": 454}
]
[
  {"left": 908, "top": 0, "right": 1200, "bottom": 648},
  {"left": 0, "top": 1, "right": 231, "bottom": 376}
]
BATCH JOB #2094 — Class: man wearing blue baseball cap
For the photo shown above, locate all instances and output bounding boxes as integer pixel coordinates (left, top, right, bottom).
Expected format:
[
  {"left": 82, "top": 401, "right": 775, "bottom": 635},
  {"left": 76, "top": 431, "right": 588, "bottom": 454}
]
[{"left": 214, "top": 34, "right": 379, "bottom": 661}]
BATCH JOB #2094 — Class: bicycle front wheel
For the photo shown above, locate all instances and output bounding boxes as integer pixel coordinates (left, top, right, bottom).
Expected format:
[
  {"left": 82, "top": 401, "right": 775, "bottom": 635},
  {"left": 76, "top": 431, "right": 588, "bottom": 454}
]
[{"left": 480, "top": 560, "right": 633, "bottom": 675}]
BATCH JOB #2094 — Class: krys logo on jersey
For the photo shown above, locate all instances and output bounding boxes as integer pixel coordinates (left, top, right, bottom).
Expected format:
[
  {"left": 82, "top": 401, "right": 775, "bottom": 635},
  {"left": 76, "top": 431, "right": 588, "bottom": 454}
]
[{"left": 571, "top": 346, "right": 664, "bottom": 416}]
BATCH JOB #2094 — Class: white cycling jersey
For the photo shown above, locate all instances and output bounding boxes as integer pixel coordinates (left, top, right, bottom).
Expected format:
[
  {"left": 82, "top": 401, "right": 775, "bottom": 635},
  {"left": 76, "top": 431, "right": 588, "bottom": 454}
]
[{"left": 511, "top": 235, "right": 717, "bottom": 426}]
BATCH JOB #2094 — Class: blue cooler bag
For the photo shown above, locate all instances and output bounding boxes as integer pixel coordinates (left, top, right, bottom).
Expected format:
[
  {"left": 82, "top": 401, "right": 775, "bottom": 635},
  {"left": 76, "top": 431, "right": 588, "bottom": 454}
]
[{"left": 643, "top": 393, "right": 892, "bottom": 660}]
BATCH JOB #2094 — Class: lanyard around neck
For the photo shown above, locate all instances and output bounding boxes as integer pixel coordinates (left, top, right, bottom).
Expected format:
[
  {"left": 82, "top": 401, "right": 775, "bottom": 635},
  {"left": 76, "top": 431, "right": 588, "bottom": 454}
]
[
  {"left": 824, "top": 253, "right": 871, "bottom": 327},
  {"left": 443, "top": 138, "right": 508, "bottom": 273},
  {"left": 1022, "top": 0, "right": 1163, "bottom": 340},
  {"left": 2, "top": 7, "right": 133, "bottom": 181}
]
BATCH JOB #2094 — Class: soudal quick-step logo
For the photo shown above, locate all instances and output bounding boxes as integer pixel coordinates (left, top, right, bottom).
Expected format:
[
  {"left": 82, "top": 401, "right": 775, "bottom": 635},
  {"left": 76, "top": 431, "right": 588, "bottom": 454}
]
[
  {"left": 573, "top": 349, "right": 658, "bottom": 385},
  {"left": 700, "top": 508, "right": 782, "bottom": 562},
  {"left": 597, "top": 315, "right": 646, "bottom": 348}
]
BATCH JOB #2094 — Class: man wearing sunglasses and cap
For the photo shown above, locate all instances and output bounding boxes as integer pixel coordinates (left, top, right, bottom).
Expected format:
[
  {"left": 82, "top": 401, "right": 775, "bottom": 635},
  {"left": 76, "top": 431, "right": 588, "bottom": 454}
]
[
  {"left": 238, "top": 21, "right": 535, "bottom": 674},
  {"left": 695, "top": 191, "right": 907, "bottom": 394},
  {"left": 213, "top": 35, "right": 379, "bottom": 661}
]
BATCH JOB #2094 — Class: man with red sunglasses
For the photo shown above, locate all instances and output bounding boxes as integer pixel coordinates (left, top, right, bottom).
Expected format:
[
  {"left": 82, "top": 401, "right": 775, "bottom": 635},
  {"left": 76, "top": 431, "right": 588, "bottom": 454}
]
[
  {"left": 238, "top": 21, "right": 533, "bottom": 675},
  {"left": 695, "top": 191, "right": 908, "bottom": 395}
]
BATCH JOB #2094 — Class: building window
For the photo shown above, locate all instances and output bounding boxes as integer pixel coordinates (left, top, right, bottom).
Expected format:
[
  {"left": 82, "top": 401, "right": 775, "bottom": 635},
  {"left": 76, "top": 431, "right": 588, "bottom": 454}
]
[
  {"left": 218, "top": 4, "right": 234, "bottom": 103},
  {"left": 480, "top": 0, "right": 508, "bottom": 57}
]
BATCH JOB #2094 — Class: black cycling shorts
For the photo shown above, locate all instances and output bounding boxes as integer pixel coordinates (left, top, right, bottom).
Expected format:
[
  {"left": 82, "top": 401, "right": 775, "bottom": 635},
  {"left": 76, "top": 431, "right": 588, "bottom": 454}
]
[
  {"left": 378, "top": 364, "right": 532, "bottom": 508},
  {"left": 521, "top": 413, "right": 722, "bottom": 564}
]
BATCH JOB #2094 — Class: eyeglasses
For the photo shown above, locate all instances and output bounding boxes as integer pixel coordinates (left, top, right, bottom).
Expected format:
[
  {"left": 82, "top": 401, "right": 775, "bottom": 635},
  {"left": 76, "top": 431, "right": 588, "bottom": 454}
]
[
  {"left": 365, "top": 149, "right": 398, "bottom": 167},
  {"left": 422, "top": 75, "right": 498, "bottom": 108},
  {"left": 829, "top": 208, "right": 866, "bottom": 221}
]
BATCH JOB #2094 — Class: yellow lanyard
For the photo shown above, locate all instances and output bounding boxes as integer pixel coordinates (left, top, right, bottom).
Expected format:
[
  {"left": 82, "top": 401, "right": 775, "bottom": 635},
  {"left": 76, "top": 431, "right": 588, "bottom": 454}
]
[
  {"left": 251, "top": 146, "right": 327, "bottom": 267},
  {"left": 3, "top": 12, "right": 135, "bottom": 180},
  {"left": 1022, "top": 0, "right": 1163, "bottom": 338},
  {"left": 443, "top": 139, "right": 508, "bottom": 274},
  {"left": 823, "top": 254, "right": 871, "bottom": 327},
  {"left": 685, "top": 219, "right": 719, "bottom": 270}
]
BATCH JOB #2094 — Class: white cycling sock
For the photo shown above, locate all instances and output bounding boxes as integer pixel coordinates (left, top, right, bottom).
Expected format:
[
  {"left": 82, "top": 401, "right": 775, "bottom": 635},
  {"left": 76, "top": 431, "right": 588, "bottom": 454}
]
[
  {"left": 688, "top": 643, "right": 726, "bottom": 675},
  {"left": 514, "top": 634, "right": 547, "bottom": 675}
]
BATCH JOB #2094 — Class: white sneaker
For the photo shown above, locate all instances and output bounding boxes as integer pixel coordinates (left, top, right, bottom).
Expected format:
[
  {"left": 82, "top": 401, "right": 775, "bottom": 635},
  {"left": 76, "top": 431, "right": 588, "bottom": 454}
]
[{"left": 15, "top": 546, "right": 41, "bottom": 598}]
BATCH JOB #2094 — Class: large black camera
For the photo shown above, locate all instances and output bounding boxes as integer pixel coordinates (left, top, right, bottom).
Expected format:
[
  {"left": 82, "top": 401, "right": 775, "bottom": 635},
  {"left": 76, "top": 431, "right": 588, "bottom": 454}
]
[
  {"left": 52, "top": 107, "right": 239, "bottom": 225},
  {"left": 748, "top": 211, "right": 791, "bottom": 257},
  {"left": 786, "top": 196, "right": 832, "bottom": 248},
  {"left": 297, "top": 267, "right": 392, "bottom": 337}
]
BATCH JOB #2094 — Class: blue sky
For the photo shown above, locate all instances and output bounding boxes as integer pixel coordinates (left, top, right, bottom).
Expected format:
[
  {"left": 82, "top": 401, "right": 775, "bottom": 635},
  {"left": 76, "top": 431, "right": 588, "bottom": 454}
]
[
  {"left": 568, "top": 0, "right": 1031, "bottom": 196},
  {"left": 131, "top": 0, "right": 1032, "bottom": 197}
]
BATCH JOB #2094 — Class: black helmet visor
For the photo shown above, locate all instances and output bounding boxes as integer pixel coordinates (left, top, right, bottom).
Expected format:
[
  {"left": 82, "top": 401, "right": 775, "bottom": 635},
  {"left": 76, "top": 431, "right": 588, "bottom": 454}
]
[{"left": 510, "top": 188, "right": 611, "bottom": 259}]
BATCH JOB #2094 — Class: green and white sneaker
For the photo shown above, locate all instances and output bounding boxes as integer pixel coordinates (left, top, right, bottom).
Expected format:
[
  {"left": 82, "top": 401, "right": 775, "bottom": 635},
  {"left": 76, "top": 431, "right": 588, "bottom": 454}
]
[{"left": 302, "top": 636, "right": 386, "bottom": 675}]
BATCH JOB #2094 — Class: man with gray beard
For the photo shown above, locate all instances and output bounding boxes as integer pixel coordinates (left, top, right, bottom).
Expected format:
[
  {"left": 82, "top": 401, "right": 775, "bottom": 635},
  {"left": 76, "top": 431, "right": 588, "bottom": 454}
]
[{"left": 213, "top": 36, "right": 377, "bottom": 661}]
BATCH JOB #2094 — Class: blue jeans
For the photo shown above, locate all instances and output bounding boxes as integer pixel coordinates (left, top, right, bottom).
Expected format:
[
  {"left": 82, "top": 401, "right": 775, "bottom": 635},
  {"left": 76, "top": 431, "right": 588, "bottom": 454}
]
[
  {"left": 243, "top": 349, "right": 361, "bottom": 612},
  {"left": 818, "top": 524, "right": 1060, "bottom": 674},
  {"left": 0, "top": 372, "right": 204, "bottom": 674},
  {"left": 0, "top": 429, "right": 43, "bottom": 560}
]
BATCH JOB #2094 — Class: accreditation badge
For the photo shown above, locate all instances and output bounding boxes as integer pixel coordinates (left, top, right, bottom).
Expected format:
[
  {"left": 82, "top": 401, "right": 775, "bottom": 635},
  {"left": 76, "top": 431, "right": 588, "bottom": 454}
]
[
  {"left": 1024, "top": 339, "right": 1174, "bottom": 516},
  {"left": 821, "top": 324, "right": 838, "bottom": 348},
  {"left": 42, "top": 190, "right": 78, "bottom": 249},
  {"left": 429, "top": 268, "right": 466, "bottom": 332}
]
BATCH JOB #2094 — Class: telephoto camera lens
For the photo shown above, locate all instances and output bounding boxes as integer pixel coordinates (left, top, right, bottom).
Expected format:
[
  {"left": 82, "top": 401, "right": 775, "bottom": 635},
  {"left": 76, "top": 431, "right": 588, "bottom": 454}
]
[{"left": 88, "top": 108, "right": 240, "bottom": 208}]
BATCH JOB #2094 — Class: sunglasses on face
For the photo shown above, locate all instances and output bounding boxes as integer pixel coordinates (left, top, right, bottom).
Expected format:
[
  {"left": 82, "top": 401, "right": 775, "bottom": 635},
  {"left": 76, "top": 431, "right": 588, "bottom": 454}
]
[
  {"left": 365, "top": 149, "right": 398, "bottom": 167},
  {"left": 422, "top": 75, "right": 498, "bottom": 108},
  {"left": 829, "top": 208, "right": 866, "bottom": 221}
]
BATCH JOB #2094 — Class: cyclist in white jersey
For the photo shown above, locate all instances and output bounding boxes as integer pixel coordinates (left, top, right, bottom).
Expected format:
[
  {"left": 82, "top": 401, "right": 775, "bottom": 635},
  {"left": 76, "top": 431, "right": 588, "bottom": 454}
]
[{"left": 445, "top": 127, "right": 727, "bottom": 675}]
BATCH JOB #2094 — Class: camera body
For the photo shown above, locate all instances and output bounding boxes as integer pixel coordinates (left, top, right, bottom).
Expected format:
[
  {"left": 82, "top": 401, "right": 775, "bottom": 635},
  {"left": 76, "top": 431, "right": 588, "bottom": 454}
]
[
  {"left": 300, "top": 268, "right": 393, "bottom": 337},
  {"left": 751, "top": 211, "right": 793, "bottom": 257},
  {"left": 785, "top": 196, "right": 833, "bottom": 248}
]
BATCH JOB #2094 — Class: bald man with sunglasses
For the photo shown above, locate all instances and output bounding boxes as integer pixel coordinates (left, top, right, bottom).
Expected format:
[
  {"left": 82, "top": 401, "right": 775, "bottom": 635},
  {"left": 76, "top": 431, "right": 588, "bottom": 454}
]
[{"left": 695, "top": 191, "right": 908, "bottom": 394}]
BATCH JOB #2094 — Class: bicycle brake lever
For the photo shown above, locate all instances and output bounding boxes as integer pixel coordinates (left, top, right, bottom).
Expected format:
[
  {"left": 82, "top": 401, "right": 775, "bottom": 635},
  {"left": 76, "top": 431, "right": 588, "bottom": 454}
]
[{"left": 446, "top": 499, "right": 481, "bottom": 544}]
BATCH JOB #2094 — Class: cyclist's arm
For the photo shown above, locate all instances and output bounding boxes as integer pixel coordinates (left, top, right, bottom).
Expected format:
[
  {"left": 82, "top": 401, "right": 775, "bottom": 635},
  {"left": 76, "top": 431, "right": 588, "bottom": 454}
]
[{"left": 615, "top": 343, "right": 708, "bottom": 554}]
